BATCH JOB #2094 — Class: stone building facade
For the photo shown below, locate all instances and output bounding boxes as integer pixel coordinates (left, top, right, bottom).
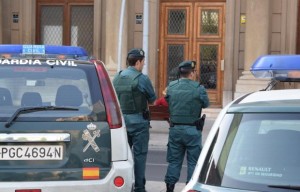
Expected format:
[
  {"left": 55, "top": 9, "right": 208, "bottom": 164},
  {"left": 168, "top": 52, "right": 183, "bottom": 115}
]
[{"left": 0, "top": 0, "right": 299, "bottom": 115}]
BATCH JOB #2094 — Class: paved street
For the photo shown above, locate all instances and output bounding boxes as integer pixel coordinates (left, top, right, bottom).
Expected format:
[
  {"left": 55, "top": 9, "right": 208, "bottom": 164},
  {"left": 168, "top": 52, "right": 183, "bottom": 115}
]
[
  {"left": 145, "top": 118, "right": 215, "bottom": 192},
  {"left": 146, "top": 149, "right": 187, "bottom": 192}
]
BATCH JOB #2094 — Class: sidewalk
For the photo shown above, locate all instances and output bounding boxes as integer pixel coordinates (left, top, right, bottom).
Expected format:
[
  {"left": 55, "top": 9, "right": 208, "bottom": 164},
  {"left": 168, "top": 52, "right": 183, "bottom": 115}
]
[
  {"left": 146, "top": 181, "right": 185, "bottom": 192},
  {"left": 146, "top": 118, "right": 215, "bottom": 192}
]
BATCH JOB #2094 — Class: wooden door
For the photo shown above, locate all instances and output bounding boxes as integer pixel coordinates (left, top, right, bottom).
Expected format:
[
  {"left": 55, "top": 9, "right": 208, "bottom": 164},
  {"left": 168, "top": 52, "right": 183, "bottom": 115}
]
[
  {"left": 159, "top": 1, "right": 225, "bottom": 107},
  {"left": 36, "top": 0, "right": 94, "bottom": 55}
]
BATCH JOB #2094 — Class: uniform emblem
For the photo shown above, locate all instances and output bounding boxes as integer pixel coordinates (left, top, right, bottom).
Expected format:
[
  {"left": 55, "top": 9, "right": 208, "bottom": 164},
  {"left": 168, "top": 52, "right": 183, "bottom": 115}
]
[
  {"left": 82, "top": 123, "right": 101, "bottom": 152},
  {"left": 140, "top": 50, "right": 144, "bottom": 56},
  {"left": 191, "top": 61, "right": 195, "bottom": 68}
]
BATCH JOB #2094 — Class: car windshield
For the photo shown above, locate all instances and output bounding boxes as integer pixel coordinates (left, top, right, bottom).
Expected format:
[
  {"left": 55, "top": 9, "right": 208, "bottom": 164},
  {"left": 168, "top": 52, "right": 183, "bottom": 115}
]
[
  {"left": 200, "top": 113, "right": 300, "bottom": 191},
  {"left": 0, "top": 63, "right": 105, "bottom": 122}
]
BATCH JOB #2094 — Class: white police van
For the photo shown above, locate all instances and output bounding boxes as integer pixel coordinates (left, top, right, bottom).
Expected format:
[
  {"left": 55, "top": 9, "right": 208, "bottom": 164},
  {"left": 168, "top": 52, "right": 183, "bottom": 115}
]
[
  {"left": 0, "top": 45, "right": 134, "bottom": 192},
  {"left": 183, "top": 55, "right": 300, "bottom": 192}
]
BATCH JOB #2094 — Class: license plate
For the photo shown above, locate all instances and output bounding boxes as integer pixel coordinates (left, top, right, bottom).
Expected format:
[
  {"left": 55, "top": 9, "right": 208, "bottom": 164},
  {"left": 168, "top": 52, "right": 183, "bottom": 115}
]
[{"left": 0, "top": 145, "right": 63, "bottom": 160}]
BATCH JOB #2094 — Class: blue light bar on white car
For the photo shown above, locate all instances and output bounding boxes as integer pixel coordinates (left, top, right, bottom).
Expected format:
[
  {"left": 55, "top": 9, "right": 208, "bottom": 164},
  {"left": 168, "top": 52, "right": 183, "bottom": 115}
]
[
  {"left": 250, "top": 55, "right": 300, "bottom": 82},
  {"left": 0, "top": 44, "right": 88, "bottom": 59}
]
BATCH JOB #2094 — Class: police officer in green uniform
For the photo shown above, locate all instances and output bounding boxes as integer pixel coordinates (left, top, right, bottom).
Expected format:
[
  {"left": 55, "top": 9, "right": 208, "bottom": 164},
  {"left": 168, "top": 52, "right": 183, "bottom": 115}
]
[
  {"left": 113, "top": 48, "right": 156, "bottom": 192},
  {"left": 164, "top": 60, "right": 209, "bottom": 192}
]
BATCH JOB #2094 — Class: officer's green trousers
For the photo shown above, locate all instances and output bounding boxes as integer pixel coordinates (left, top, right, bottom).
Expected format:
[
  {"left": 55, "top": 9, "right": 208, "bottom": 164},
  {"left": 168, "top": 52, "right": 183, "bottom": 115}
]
[
  {"left": 165, "top": 125, "right": 202, "bottom": 184},
  {"left": 125, "top": 115, "right": 150, "bottom": 192}
]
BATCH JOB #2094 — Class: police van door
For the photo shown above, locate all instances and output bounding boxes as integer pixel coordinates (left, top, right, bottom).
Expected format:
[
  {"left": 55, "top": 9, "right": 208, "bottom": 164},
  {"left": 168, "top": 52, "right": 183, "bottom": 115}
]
[{"left": 159, "top": 1, "right": 225, "bottom": 107}]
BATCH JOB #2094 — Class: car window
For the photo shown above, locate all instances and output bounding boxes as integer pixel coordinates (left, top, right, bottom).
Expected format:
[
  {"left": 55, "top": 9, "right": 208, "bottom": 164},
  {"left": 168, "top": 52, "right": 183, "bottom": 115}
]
[
  {"left": 0, "top": 64, "right": 106, "bottom": 121},
  {"left": 200, "top": 113, "right": 300, "bottom": 191}
]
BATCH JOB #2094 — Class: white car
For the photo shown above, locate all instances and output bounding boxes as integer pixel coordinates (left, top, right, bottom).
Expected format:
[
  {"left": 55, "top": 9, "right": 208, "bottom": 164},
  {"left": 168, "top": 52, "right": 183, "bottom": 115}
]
[
  {"left": 0, "top": 45, "right": 134, "bottom": 192},
  {"left": 183, "top": 55, "right": 300, "bottom": 192}
]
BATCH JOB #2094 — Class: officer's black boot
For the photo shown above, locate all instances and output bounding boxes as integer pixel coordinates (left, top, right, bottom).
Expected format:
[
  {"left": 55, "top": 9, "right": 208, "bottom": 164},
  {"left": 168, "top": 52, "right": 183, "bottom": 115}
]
[{"left": 166, "top": 183, "right": 175, "bottom": 192}]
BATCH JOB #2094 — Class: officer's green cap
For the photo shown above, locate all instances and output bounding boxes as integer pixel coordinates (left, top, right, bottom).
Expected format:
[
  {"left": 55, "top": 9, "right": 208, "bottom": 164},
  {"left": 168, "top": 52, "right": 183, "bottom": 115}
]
[
  {"left": 127, "top": 48, "right": 145, "bottom": 58},
  {"left": 178, "top": 60, "right": 196, "bottom": 69}
]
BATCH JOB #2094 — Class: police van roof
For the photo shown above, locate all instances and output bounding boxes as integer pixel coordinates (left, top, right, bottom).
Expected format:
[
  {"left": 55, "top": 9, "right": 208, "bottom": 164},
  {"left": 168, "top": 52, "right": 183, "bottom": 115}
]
[
  {"left": 228, "top": 89, "right": 300, "bottom": 113},
  {"left": 0, "top": 44, "right": 88, "bottom": 59},
  {"left": 250, "top": 55, "right": 300, "bottom": 82}
]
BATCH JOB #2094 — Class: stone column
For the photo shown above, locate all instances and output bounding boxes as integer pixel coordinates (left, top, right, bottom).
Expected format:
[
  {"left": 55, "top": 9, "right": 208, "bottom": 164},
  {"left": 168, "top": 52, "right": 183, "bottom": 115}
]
[
  {"left": 223, "top": 0, "right": 236, "bottom": 106},
  {"left": 93, "top": 0, "right": 102, "bottom": 60},
  {"left": 148, "top": 0, "right": 159, "bottom": 88},
  {"left": 104, "top": 0, "right": 128, "bottom": 76},
  {"left": 20, "top": 0, "right": 35, "bottom": 44},
  {"left": 286, "top": 0, "right": 298, "bottom": 54},
  {"left": 234, "top": 0, "right": 271, "bottom": 99}
]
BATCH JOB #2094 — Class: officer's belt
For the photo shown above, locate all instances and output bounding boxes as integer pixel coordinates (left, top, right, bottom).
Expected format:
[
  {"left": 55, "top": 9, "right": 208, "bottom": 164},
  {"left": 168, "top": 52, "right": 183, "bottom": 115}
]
[{"left": 170, "top": 122, "right": 195, "bottom": 126}]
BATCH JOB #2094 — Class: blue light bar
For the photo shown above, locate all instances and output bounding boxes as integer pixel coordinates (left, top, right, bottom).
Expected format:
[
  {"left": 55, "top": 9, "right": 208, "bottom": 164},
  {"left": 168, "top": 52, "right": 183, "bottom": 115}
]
[
  {"left": 0, "top": 44, "right": 88, "bottom": 57},
  {"left": 250, "top": 55, "right": 300, "bottom": 81}
]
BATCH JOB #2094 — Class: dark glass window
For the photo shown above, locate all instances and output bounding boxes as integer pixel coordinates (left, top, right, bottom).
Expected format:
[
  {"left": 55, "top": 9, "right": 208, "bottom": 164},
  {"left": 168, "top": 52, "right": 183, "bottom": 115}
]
[
  {"left": 0, "top": 63, "right": 105, "bottom": 121},
  {"left": 200, "top": 113, "right": 300, "bottom": 191}
]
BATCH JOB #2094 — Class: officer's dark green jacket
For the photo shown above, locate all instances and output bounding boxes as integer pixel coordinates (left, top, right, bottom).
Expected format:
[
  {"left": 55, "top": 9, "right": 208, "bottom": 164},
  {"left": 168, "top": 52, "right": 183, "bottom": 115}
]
[
  {"left": 113, "top": 66, "right": 156, "bottom": 114},
  {"left": 112, "top": 66, "right": 156, "bottom": 192},
  {"left": 167, "top": 78, "right": 209, "bottom": 124},
  {"left": 113, "top": 69, "right": 147, "bottom": 114}
]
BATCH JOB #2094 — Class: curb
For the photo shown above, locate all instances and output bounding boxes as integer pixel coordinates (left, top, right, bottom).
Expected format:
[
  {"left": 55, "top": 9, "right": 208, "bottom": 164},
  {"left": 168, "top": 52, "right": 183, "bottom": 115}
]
[{"left": 146, "top": 181, "right": 185, "bottom": 192}]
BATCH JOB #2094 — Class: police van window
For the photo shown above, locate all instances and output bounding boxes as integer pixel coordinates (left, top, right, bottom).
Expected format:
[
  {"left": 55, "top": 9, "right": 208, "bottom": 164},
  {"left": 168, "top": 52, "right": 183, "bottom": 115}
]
[
  {"left": 201, "top": 113, "right": 300, "bottom": 190},
  {"left": 0, "top": 64, "right": 105, "bottom": 121},
  {"left": 199, "top": 114, "right": 234, "bottom": 185}
]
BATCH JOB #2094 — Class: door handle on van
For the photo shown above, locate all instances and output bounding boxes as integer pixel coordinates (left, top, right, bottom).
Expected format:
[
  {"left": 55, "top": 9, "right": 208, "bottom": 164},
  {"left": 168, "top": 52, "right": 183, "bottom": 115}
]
[{"left": 0, "top": 133, "right": 70, "bottom": 142}]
